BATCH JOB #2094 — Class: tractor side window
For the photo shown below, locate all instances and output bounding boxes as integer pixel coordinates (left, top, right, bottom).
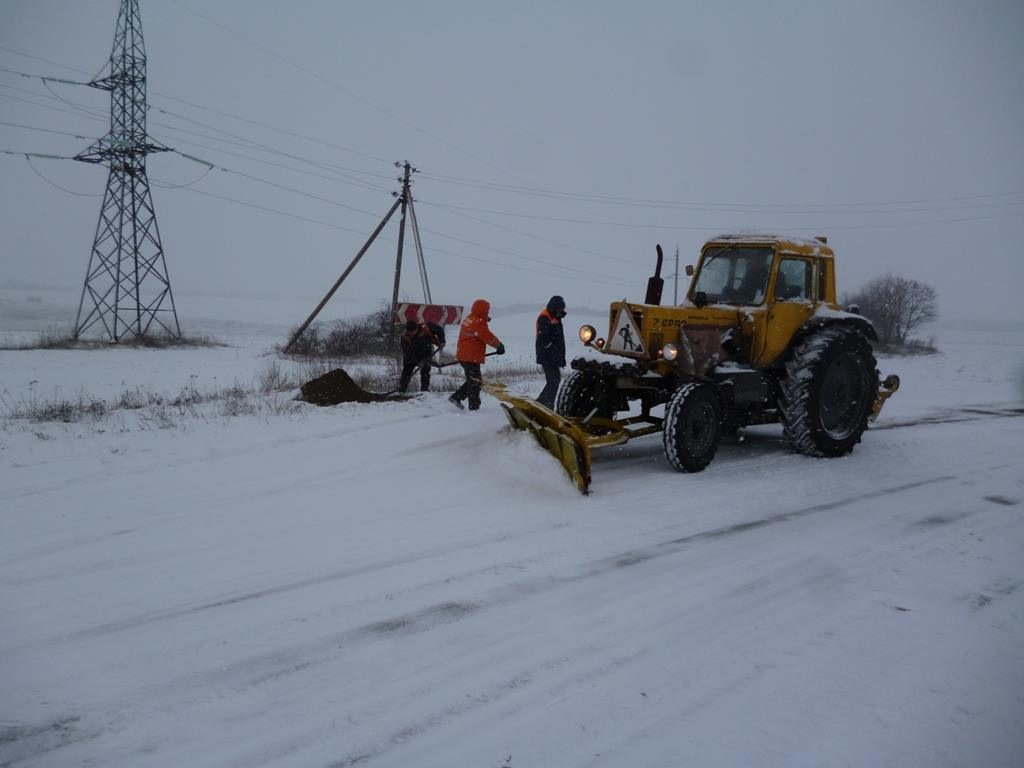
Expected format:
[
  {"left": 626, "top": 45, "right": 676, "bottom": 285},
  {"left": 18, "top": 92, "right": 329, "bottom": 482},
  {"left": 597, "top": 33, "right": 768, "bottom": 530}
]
[{"left": 775, "top": 258, "right": 812, "bottom": 301}]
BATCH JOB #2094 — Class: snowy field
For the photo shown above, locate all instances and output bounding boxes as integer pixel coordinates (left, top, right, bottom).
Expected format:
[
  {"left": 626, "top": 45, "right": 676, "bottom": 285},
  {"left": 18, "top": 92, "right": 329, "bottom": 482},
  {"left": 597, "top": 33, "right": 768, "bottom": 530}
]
[{"left": 2, "top": 290, "right": 1023, "bottom": 767}]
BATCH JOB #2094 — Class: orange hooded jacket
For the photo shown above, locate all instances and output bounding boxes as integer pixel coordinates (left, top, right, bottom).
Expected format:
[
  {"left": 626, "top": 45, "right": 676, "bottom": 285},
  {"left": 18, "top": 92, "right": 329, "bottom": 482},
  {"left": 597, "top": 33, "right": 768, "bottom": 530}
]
[{"left": 456, "top": 298, "right": 501, "bottom": 364}]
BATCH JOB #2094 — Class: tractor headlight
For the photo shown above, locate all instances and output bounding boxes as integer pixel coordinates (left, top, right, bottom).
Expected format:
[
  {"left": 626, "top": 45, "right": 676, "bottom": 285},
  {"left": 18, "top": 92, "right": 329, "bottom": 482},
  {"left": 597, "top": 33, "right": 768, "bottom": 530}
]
[
  {"left": 662, "top": 342, "right": 679, "bottom": 362},
  {"left": 579, "top": 324, "right": 597, "bottom": 345}
]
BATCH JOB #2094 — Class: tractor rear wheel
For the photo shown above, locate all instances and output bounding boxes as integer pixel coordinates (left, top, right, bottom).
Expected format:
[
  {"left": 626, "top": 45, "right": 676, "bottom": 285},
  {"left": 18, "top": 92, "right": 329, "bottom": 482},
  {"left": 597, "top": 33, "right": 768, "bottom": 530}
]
[
  {"left": 780, "top": 326, "right": 878, "bottom": 457},
  {"left": 662, "top": 383, "right": 722, "bottom": 472}
]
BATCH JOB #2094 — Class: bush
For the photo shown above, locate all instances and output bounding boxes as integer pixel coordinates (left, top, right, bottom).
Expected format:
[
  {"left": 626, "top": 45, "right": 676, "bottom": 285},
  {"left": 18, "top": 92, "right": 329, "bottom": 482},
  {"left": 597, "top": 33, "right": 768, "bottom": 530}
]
[
  {"left": 284, "top": 302, "right": 397, "bottom": 358},
  {"left": 844, "top": 274, "right": 938, "bottom": 348}
]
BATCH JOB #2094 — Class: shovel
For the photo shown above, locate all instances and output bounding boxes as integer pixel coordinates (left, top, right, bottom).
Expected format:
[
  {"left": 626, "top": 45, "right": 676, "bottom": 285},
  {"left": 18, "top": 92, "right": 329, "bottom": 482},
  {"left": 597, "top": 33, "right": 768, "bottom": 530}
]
[{"left": 432, "top": 350, "right": 500, "bottom": 369}]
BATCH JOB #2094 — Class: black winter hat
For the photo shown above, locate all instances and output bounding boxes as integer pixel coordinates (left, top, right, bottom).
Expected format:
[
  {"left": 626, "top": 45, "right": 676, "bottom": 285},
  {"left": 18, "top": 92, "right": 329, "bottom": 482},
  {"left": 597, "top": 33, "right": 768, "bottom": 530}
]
[{"left": 547, "top": 295, "right": 566, "bottom": 315}]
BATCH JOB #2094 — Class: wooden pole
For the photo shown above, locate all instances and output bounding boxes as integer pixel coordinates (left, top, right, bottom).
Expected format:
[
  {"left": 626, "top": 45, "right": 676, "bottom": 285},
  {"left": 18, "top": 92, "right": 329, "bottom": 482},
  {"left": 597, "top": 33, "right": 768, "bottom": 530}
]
[
  {"left": 283, "top": 197, "right": 402, "bottom": 353},
  {"left": 389, "top": 161, "right": 413, "bottom": 349}
]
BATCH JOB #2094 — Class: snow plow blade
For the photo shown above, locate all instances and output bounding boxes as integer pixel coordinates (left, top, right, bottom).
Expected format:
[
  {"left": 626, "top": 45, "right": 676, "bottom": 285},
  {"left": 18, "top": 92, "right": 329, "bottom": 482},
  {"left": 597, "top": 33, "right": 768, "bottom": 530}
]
[
  {"left": 483, "top": 384, "right": 593, "bottom": 494},
  {"left": 870, "top": 374, "right": 901, "bottom": 421}
]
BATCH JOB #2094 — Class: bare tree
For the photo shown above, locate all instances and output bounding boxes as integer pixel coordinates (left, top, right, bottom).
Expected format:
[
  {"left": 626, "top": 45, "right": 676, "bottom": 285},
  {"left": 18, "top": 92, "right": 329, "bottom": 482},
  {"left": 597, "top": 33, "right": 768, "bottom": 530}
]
[{"left": 846, "top": 274, "right": 938, "bottom": 346}]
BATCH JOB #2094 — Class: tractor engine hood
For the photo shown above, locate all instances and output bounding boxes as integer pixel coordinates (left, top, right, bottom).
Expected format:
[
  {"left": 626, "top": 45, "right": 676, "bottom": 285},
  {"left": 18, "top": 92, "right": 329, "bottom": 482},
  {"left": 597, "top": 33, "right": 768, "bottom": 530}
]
[{"left": 598, "top": 301, "right": 742, "bottom": 362}]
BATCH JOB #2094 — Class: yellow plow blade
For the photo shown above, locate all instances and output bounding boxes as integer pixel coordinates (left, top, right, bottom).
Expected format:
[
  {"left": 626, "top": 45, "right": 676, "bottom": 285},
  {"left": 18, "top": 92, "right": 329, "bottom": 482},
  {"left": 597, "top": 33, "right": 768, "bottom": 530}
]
[
  {"left": 483, "top": 384, "right": 594, "bottom": 494},
  {"left": 870, "top": 374, "right": 901, "bottom": 422}
]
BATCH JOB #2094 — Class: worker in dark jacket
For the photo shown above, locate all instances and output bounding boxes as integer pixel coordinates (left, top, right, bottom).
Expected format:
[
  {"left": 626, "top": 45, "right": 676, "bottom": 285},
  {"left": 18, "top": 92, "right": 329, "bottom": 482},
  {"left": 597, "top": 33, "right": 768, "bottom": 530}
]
[
  {"left": 399, "top": 320, "right": 444, "bottom": 392},
  {"left": 535, "top": 295, "right": 567, "bottom": 409}
]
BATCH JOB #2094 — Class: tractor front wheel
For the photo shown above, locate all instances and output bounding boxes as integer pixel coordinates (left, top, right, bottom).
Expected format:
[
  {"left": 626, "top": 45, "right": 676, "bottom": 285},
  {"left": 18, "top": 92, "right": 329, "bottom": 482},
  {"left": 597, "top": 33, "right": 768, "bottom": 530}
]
[
  {"left": 555, "top": 370, "right": 613, "bottom": 420},
  {"left": 662, "top": 383, "right": 722, "bottom": 472}
]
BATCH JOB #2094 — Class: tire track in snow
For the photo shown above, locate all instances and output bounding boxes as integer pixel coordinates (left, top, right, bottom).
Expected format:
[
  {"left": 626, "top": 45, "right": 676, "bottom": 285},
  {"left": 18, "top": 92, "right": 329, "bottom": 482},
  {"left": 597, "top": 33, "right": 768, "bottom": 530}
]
[
  {"left": 587, "top": 405, "right": 1022, "bottom": 488},
  {"left": 872, "top": 405, "right": 1024, "bottom": 431},
  {"left": 15, "top": 473, "right": 971, "bottom": 766},
  {"left": 55, "top": 521, "right": 572, "bottom": 643},
  {"left": 105, "top": 476, "right": 956, "bottom": 717}
]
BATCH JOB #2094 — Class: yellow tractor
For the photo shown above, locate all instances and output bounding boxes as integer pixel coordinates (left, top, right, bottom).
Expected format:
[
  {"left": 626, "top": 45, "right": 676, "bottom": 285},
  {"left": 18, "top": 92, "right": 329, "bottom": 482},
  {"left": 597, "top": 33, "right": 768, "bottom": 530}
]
[{"left": 492, "top": 234, "right": 900, "bottom": 493}]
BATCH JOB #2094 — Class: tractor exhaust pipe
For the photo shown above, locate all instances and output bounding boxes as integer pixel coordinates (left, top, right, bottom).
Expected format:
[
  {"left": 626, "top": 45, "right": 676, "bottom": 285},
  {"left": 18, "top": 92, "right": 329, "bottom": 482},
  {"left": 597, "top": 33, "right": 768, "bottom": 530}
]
[{"left": 645, "top": 244, "right": 665, "bottom": 305}]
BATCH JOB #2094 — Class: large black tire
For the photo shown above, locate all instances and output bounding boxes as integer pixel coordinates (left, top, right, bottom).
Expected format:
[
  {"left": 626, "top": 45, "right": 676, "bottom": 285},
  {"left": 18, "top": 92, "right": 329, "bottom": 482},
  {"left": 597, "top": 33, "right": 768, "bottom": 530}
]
[
  {"left": 556, "top": 369, "right": 620, "bottom": 420},
  {"left": 662, "top": 383, "right": 722, "bottom": 472},
  {"left": 780, "top": 326, "right": 879, "bottom": 457}
]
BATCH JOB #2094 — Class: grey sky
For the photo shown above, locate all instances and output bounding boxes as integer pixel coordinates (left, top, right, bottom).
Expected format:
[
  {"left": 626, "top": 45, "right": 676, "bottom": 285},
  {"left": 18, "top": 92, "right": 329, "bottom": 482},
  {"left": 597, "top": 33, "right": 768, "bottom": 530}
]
[{"left": 1, "top": 0, "right": 1022, "bottom": 327}]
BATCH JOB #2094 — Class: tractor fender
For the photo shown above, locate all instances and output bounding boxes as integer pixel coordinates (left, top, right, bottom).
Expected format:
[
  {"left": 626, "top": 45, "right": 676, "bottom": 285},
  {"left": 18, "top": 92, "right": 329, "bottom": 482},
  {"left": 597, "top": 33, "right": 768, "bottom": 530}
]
[{"left": 782, "top": 311, "right": 877, "bottom": 364}]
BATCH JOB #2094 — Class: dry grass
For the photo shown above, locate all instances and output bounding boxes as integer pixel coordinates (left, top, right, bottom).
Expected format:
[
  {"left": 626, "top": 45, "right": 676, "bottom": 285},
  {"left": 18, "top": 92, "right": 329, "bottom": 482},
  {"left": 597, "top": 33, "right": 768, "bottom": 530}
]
[
  {"left": 877, "top": 337, "right": 939, "bottom": 356},
  {"left": 0, "top": 353, "right": 546, "bottom": 431},
  {"left": 0, "top": 328, "right": 224, "bottom": 350}
]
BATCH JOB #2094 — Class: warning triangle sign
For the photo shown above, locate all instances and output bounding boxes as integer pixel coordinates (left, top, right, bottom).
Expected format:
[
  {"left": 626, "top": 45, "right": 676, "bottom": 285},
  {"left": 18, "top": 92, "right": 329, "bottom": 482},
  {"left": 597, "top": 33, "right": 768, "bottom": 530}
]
[{"left": 607, "top": 306, "right": 645, "bottom": 355}]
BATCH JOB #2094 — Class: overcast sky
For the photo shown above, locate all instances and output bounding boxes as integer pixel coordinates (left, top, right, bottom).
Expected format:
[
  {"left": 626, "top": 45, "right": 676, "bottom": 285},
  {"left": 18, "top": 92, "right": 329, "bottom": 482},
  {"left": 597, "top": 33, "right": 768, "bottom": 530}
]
[{"left": 1, "top": 0, "right": 1022, "bottom": 327}]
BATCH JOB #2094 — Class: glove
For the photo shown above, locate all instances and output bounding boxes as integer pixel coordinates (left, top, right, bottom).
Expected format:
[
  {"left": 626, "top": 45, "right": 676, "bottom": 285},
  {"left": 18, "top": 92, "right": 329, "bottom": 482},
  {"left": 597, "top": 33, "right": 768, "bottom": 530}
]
[{"left": 496, "top": 342, "right": 506, "bottom": 355}]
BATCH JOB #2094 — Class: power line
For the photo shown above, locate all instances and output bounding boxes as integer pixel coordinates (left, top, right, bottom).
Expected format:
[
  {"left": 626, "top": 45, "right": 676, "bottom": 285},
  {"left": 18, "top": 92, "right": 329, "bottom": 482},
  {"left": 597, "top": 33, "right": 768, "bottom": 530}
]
[
  {"left": 418, "top": 170, "right": 1024, "bottom": 213},
  {"left": 1, "top": 59, "right": 398, "bottom": 185},
  {"left": 8, "top": 53, "right": 1022, "bottom": 223},
  {"left": 167, "top": 0, "right": 522, "bottom": 180},
  {"left": 7, "top": 110, "right": 1021, "bottom": 240},
  {"left": 23, "top": 154, "right": 101, "bottom": 196},
  {"left": 150, "top": 164, "right": 215, "bottom": 190},
  {"left": 2, "top": 73, "right": 398, "bottom": 206},
  {"left": 0, "top": 119, "right": 95, "bottom": 140},
  {"left": 150, "top": 146, "right": 631, "bottom": 283},
  {"left": 153, "top": 129, "right": 393, "bottom": 195},
  {"left": 0, "top": 88, "right": 107, "bottom": 126},
  {"left": 6, "top": 119, "right": 607, "bottom": 281},
  {"left": 169, "top": 149, "right": 389, "bottom": 221},
  {"left": 418, "top": 197, "right": 1024, "bottom": 232},
  {"left": 158, "top": 184, "right": 626, "bottom": 288},
  {"left": 42, "top": 78, "right": 106, "bottom": 119},
  {"left": 149, "top": 105, "right": 394, "bottom": 190},
  {"left": 416, "top": 223, "right": 627, "bottom": 283},
  {"left": 6, "top": 50, "right": 1024, "bottom": 218},
  {"left": 0, "top": 43, "right": 97, "bottom": 77},
  {"left": 421, "top": 199, "right": 634, "bottom": 264},
  {"left": 150, "top": 91, "right": 394, "bottom": 166}
]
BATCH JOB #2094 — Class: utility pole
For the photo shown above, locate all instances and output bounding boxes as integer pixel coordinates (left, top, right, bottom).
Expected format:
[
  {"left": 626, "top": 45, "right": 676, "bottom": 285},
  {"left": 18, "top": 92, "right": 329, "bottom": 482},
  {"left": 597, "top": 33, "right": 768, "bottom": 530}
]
[
  {"left": 283, "top": 160, "right": 431, "bottom": 355},
  {"left": 73, "top": 0, "right": 180, "bottom": 342},
  {"left": 390, "top": 161, "right": 415, "bottom": 348}
]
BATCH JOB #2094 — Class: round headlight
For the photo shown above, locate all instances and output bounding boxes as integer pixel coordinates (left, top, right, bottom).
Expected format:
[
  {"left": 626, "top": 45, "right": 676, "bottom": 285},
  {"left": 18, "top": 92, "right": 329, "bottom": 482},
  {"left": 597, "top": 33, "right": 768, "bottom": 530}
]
[
  {"left": 579, "top": 324, "right": 597, "bottom": 344},
  {"left": 662, "top": 342, "right": 679, "bottom": 362}
]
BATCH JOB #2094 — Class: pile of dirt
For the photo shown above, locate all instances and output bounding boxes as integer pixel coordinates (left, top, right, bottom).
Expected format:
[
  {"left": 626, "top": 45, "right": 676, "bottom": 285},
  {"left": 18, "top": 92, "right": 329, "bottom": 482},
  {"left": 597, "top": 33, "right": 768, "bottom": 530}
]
[{"left": 299, "top": 368, "right": 401, "bottom": 406}]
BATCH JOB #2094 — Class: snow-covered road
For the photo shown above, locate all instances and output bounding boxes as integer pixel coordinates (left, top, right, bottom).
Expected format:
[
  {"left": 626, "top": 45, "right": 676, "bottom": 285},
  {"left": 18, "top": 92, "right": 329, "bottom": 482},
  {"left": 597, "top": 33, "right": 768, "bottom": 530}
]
[
  {"left": 2, "top": 316, "right": 1023, "bottom": 766},
  {"left": 3, "top": 387, "right": 1023, "bottom": 766}
]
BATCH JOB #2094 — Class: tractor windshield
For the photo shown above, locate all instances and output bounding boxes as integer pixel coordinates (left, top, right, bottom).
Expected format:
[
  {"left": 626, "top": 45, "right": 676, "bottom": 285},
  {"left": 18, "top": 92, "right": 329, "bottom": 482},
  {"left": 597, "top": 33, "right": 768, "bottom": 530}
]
[{"left": 691, "top": 246, "right": 774, "bottom": 305}]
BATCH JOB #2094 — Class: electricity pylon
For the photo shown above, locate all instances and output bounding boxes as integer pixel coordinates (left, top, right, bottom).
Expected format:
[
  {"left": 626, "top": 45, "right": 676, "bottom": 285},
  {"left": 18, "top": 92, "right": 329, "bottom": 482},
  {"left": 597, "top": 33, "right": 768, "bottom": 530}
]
[{"left": 74, "top": 0, "right": 180, "bottom": 341}]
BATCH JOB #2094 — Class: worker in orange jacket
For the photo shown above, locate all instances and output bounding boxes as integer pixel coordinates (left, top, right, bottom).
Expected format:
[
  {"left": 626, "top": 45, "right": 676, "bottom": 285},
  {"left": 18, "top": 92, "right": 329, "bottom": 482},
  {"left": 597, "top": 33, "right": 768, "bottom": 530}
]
[{"left": 449, "top": 298, "right": 504, "bottom": 410}]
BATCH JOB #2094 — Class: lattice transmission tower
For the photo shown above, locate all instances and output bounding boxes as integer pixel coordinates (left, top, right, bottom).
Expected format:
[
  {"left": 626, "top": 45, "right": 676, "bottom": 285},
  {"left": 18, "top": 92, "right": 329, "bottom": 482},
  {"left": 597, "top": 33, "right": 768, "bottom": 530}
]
[{"left": 73, "top": 0, "right": 180, "bottom": 341}]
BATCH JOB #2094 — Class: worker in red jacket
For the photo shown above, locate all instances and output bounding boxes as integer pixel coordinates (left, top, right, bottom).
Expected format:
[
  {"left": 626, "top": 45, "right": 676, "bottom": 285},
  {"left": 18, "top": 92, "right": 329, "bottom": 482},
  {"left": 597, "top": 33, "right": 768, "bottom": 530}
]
[{"left": 449, "top": 298, "right": 504, "bottom": 410}]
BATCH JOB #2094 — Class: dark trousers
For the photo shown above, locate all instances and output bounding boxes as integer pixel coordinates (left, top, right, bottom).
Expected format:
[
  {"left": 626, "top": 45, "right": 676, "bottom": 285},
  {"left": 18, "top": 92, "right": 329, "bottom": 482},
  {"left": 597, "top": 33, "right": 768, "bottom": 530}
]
[
  {"left": 451, "top": 362, "right": 482, "bottom": 410},
  {"left": 399, "top": 359, "right": 431, "bottom": 392},
  {"left": 536, "top": 364, "right": 561, "bottom": 409}
]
